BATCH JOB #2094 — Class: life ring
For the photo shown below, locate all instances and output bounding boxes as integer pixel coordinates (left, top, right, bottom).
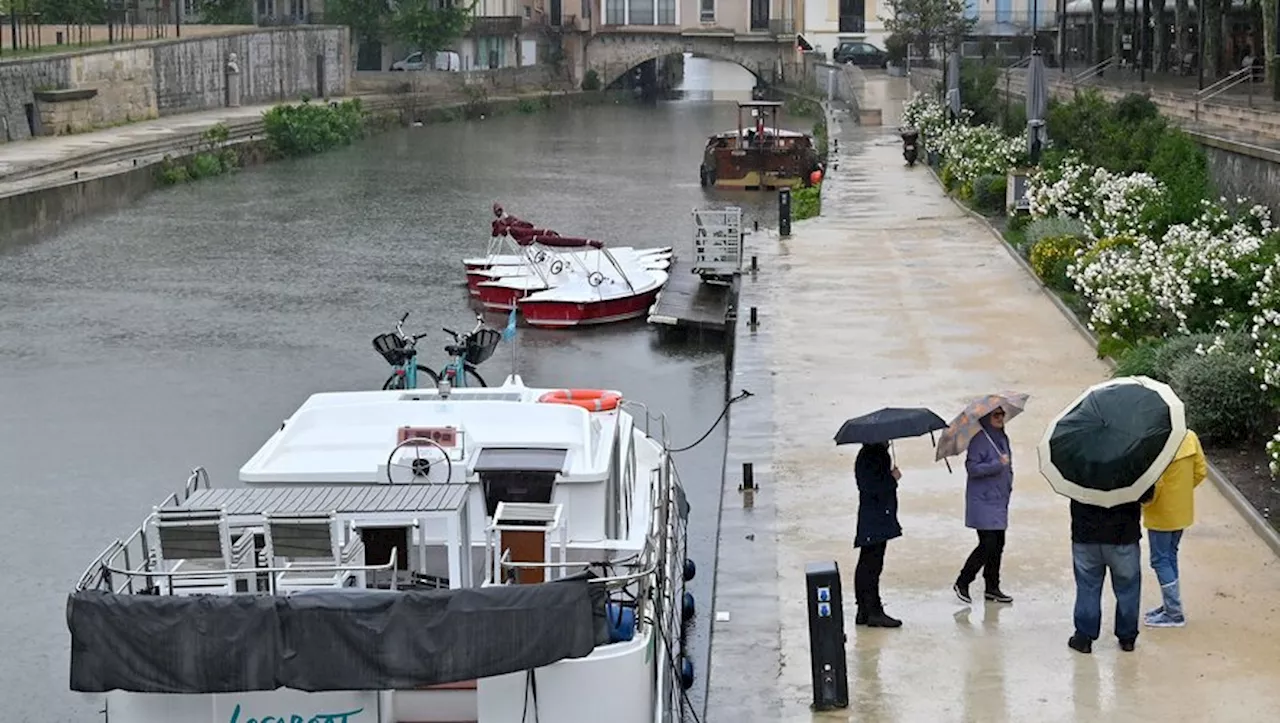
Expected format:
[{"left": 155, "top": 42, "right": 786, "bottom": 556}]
[{"left": 538, "top": 389, "right": 623, "bottom": 412}]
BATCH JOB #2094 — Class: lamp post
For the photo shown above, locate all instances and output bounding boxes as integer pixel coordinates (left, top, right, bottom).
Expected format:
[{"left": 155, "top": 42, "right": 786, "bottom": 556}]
[
  {"left": 1272, "top": 0, "right": 1279, "bottom": 101},
  {"left": 1140, "top": 0, "right": 1148, "bottom": 81},
  {"left": 1197, "top": 0, "right": 1204, "bottom": 89}
]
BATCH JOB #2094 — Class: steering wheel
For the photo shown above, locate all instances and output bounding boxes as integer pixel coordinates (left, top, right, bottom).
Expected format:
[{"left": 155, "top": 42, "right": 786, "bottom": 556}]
[
  {"left": 588, "top": 271, "right": 605, "bottom": 287},
  {"left": 534, "top": 250, "right": 548, "bottom": 264},
  {"left": 385, "top": 437, "right": 454, "bottom": 485},
  {"left": 549, "top": 259, "right": 565, "bottom": 275}
]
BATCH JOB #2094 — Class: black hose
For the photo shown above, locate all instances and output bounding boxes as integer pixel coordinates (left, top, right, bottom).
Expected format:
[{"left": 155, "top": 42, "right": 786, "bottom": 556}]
[{"left": 666, "top": 390, "right": 753, "bottom": 453}]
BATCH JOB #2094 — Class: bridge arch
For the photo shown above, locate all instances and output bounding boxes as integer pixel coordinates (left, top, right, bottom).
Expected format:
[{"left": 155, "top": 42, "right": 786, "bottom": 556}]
[{"left": 586, "top": 33, "right": 791, "bottom": 90}]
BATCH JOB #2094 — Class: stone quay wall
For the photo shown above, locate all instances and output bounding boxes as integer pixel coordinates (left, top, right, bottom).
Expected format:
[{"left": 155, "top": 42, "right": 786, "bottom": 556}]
[{"left": 0, "top": 27, "right": 349, "bottom": 143}]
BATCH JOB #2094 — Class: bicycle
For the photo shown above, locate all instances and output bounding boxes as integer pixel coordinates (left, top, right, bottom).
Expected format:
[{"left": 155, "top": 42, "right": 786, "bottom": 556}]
[{"left": 373, "top": 313, "right": 501, "bottom": 390}]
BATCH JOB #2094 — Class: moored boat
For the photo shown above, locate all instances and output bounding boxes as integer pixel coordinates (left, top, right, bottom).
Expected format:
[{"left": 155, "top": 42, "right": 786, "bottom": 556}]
[
  {"left": 699, "top": 101, "right": 822, "bottom": 190},
  {"left": 69, "top": 377, "right": 696, "bottom": 723}
]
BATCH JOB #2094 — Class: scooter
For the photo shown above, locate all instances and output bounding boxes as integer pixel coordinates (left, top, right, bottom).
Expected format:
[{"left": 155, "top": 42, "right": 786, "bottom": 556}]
[{"left": 900, "top": 128, "right": 919, "bottom": 167}]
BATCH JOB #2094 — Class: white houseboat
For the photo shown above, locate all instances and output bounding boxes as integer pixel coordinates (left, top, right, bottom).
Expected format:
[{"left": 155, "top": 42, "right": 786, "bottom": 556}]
[{"left": 70, "top": 376, "right": 696, "bottom": 723}]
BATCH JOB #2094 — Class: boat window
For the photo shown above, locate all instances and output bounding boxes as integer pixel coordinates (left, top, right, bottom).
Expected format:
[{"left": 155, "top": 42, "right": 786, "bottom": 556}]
[{"left": 475, "top": 447, "right": 568, "bottom": 518}]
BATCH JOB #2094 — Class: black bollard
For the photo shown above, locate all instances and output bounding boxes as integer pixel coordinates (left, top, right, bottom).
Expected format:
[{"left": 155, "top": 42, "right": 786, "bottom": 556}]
[
  {"left": 749, "top": 306, "right": 759, "bottom": 329},
  {"left": 751, "top": 255, "right": 758, "bottom": 273},
  {"left": 741, "top": 462, "right": 755, "bottom": 490},
  {"left": 805, "top": 561, "right": 849, "bottom": 710},
  {"left": 754, "top": 220, "right": 759, "bottom": 232},
  {"left": 779, "top": 187, "right": 792, "bottom": 237}
]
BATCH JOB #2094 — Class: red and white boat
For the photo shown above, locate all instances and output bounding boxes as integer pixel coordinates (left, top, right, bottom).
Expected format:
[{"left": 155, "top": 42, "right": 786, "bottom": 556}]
[{"left": 518, "top": 267, "right": 670, "bottom": 327}]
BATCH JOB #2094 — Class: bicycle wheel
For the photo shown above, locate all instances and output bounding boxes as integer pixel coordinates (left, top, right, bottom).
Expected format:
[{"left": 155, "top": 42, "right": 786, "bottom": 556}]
[
  {"left": 463, "top": 364, "right": 488, "bottom": 388},
  {"left": 383, "top": 365, "right": 439, "bottom": 390},
  {"left": 413, "top": 365, "right": 440, "bottom": 388},
  {"left": 383, "top": 373, "right": 405, "bottom": 390}
]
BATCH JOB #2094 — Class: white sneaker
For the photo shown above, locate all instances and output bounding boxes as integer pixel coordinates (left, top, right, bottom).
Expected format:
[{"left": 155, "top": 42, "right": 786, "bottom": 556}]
[{"left": 1144, "top": 611, "right": 1186, "bottom": 628}]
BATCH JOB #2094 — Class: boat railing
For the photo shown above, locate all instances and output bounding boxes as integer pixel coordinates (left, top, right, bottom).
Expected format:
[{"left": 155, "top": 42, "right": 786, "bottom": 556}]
[
  {"left": 84, "top": 547, "right": 401, "bottom": 595},
  {"left": 619, "top": 399, "right": 670, "bottom": 449},
  {"left": 184, "top": 466, "right": 211, "bottom": 499}
]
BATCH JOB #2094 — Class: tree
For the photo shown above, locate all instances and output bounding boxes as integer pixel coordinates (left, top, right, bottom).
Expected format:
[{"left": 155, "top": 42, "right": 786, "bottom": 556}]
[
  {"left": 325, "top": 0, "right": 393, "bottom": 45},
  {"left": 389, "top": 0, "right": 475, "bottom": 56},
  {"left": 197, "top": 0, "right": 253, "bottom": 24},
  {"left": 881, "top": 0, "right": 975, "bottom": 61}
]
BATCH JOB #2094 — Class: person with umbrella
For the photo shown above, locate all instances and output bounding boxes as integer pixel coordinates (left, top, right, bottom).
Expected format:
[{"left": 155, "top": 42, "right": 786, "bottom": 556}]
[
  {"left": 836, "top": 407, "right": 948, "bottom": 628},
  {"left": 1141, "top": 428, "right": 1208, "bottom": 628},
  {"left": 1038, "top": 376, "right": 1188, "bottom": 653},
  {"left": 935, "top": 392, "right": 1030, "bottom": 606}
]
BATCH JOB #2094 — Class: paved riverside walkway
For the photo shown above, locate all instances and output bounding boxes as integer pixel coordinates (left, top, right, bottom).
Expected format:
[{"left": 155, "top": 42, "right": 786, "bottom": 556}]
[{"left": 705, "top": 104, "right": 1280, "bottom": 721}]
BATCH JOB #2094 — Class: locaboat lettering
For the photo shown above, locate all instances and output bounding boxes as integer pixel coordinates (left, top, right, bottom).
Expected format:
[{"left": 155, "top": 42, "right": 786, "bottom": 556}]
[{"left": 228, "top": 702, "right": 365, "bottom": 723}]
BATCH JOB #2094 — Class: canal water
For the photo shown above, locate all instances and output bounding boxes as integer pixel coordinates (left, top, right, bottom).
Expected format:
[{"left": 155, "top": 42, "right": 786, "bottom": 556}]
[{"left": 0, "top": 56, "right": 807, "bottom": 721}]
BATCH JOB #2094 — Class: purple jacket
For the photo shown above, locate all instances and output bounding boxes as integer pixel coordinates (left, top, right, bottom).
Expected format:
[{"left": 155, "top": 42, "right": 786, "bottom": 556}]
[{"left": 964, "top": 421, "right": 1013, "bottom": 530}]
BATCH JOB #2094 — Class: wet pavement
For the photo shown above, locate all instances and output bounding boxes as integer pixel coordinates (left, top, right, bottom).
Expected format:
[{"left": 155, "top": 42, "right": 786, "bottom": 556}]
[{"left": 707, "top": 77, "right": 1280, "bottom": 721}]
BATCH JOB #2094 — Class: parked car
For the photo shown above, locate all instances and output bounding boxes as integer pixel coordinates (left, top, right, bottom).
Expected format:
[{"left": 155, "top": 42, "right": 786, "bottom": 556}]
[
  {"left": 832, "top": 41, "right": 888, "bottom": 68},
  {"left": 390, "top": 51, "right": 460, "bottom": 72}
]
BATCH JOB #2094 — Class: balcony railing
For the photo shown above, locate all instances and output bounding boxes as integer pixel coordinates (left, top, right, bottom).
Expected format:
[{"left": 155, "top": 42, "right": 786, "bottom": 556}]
[{"left": 837, "top": 15, "right": 865, "bottom": 33}]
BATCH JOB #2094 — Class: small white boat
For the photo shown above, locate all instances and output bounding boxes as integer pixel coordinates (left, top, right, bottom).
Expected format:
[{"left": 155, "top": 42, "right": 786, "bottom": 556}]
[
  {"left": 518, "top": 269, "right": 671, "bottom": 328},
  {"left": 70, "top": 377, "right": 696, "bottom": 723}
]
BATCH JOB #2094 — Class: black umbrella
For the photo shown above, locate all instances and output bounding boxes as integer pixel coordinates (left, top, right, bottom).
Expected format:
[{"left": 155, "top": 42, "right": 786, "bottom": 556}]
[
  {"left": 1037, "top": 376, "right": 1187, "bottom": 507},
  {"left": 834, "top": 407, "right": 947, "bottom": 446}
]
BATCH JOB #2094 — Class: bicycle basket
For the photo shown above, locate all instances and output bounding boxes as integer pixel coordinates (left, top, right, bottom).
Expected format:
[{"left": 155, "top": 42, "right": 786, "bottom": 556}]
[
  {"left": 373, "top": 333, "right": 410, "bottom": 366},
  {"left": 464, "top": 328, "right": 502, "bottom": 366}
]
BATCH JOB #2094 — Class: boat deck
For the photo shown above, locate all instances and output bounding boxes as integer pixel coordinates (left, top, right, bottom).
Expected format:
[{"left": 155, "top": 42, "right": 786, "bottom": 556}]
[
  {"left": 646, "top": 256, "right": 736, "bottom": 337},
  {"left": 179, "top": 484, "right": 469, "bottom": 521}
]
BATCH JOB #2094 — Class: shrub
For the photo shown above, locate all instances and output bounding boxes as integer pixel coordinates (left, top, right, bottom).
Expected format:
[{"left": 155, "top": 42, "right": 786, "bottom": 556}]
[
  {"left": 1112, "top": 339, "right": 1164, "bottom": 378},
  {"left": 1146, "top": 130, "right": 1211, "bottom": 228},
  {"left": 1170, "top": 351, "right": 1270, "bottom": 444},
  {"left": 794, "top": 184, "right": 821, "bottom": 220},
  {"left": 516, "top": 98, "right": 538, "bottom": 114},
  {"left": 972, "top": 174, "right": 1007, "bottom": 214},
  {"left": 582, "top": 70, "right": 601, "bottom": 90},
  {"left": 1030, "top": 235, "right": 1083, "bottom": 291},
  {"left": 1007, "top": 212, "right": 1033, "bottom": 233},
  {"left": 1024, "top": 216, "right": 1090, "bottom": 246},
  {"left": 1148, "top": 332, "right": 1251, "bottom": 382},
  {"left": 262, "top": 99, "right": 365, "bottom": 158}
]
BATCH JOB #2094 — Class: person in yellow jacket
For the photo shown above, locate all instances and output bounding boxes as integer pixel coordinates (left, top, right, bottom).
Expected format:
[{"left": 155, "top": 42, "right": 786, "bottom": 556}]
[{"left": 1141, "top": 429, "right": 1208, "bottom": 628}]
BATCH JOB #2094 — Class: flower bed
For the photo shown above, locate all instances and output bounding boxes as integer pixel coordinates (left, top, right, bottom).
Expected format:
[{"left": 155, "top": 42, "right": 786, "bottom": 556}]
[{"left": 905, "top": 87, "right": 1280, "bottom": 528}]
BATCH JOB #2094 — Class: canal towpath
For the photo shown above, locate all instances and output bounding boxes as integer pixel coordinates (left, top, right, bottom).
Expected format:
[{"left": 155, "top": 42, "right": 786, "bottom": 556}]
[{"left": 706, "top": 107, "right": 1280, "bottom": 719}]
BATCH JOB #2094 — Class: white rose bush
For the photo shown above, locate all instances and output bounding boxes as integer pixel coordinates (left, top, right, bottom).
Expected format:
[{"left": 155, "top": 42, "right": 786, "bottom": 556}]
[{"left": 908, "top": 83, "right": 1280, "bottom": 481}]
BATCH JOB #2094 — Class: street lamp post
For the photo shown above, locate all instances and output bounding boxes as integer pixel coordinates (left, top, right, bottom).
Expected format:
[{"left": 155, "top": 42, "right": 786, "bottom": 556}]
[
  {"left": 1140, "top": 0, "right": 1148, "bottom": 81},
  {"left": 1273, "top": 0, "right": 1280, "bottom": 101},
  {"left": 1197, "top": 0, "right": 1205, "bottom": 89}
]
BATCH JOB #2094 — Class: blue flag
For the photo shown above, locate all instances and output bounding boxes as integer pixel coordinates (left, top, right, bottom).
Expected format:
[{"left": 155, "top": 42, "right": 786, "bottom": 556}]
[{"left": 502, "top": 307, "right": 517, "bottom": 341}]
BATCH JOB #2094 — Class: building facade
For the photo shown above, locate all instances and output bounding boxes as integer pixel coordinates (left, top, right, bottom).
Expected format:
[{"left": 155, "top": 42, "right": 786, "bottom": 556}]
[{"left": 802, "top": 0, "right": 889, "bottom": 56}]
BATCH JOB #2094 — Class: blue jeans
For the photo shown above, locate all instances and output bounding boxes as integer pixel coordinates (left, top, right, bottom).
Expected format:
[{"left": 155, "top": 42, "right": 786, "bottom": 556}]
[
  {"left": 1148, "top": 529, "right": 1185, "bottom": 617},
  {"left": 1072, "top": 542, "right": 1142, "bottom": 642}
]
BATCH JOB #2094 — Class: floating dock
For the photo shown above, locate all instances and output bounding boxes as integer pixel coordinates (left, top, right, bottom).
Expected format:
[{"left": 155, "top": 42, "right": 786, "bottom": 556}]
[{"left": 647, "top": 256, "right": 738, "bottom": 336}]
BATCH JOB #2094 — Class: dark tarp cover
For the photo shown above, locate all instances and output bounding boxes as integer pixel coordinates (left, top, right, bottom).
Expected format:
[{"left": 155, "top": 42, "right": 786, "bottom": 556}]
[
  {"left": 67, "top": 592, "right": 280, "bottom": 694},
  {"left": 68, "top": 579, "right": 599, "bottom": 694}
]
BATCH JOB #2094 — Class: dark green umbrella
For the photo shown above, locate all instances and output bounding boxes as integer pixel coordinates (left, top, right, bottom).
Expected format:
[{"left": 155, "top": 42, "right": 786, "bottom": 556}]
[
  {"left": 833, "top": 407, "right": 947, "bottom": 446},
  {"left": 1037, "top": 376, "right": 1187, "bottom": 508}
]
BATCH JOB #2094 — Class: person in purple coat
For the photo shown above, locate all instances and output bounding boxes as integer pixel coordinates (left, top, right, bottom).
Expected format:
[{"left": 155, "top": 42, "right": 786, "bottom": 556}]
[{"left": 952, "top": 408, "right": 1015, "bottom": 604}]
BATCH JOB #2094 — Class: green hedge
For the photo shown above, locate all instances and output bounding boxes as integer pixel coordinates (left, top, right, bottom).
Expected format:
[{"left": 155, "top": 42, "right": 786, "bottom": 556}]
[
  {"left": 1170, "top": 351, "right": 1271, "bottom": 444},
  {"left": 263, "top": 99, "right": 366, "bottom": 158}
]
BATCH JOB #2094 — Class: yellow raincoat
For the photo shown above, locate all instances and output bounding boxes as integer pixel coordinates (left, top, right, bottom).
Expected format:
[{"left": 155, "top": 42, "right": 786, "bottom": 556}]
[{"left": 1142, "top": 430, "right": 1208, "bottom": 531}]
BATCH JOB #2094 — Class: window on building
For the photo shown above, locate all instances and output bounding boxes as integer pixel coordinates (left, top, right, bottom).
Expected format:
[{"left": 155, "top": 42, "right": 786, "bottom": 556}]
[
  {"left": 699, "top": 0, "right": 713, "bottom": 21},
  {"left": 582, "top": 0, "right": 591, "bottom": 17},
  {"left": 838, "top": 0, "right": 865, "bottom": 33},
  {"left": 605, "top": 0, "right": 625, "bottom": 23},
  {"left": 657, "top": 0, "right": 674, "bottom": 23},
  {"left": 630, "top": 0, "right": 654, "bottom": 24}
]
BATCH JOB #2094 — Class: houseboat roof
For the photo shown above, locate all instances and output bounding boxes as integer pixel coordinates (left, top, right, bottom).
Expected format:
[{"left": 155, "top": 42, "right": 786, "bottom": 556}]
[
  {"left": 179, "top": 483, "right": 470, "bottom": 522},
  {"left": 239, "top": 375, "right": 626, "bottom": 485}
]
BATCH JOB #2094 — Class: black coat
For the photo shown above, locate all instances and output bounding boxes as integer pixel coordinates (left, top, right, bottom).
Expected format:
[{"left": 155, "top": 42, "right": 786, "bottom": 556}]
[{"left": 855, "top": 444, "right": 902, "bottom": 548}]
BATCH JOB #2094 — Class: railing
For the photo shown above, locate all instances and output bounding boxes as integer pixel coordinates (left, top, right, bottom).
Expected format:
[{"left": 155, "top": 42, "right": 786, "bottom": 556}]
[
  {"left": 1195, "top": 66, "right": 1254, "bottom": 120},
  {"left": 93, "top": 548, "right": 400, "bottom": 595},
  {"left": 1071, "top": 57, "right": 1113, "bottom": 87}
]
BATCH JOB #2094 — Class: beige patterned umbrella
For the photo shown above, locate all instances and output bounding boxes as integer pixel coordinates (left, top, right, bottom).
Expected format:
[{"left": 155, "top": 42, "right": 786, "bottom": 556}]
[{"left": 935, "top": 392, "right": 1031, "bottom": 462}]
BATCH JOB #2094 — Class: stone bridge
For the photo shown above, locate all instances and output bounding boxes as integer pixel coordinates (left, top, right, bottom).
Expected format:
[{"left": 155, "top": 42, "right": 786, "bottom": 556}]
[{"left": 583, "top": 31, "right": 799, "bottom": 88}]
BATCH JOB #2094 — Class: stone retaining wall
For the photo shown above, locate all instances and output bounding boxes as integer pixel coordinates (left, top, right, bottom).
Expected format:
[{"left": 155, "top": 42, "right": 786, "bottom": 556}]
[{"left": 0, "top": 27, "right": 349, "bottom": 143}]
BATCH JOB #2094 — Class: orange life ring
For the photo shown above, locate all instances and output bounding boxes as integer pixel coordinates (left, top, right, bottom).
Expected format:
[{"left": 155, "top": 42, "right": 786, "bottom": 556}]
[{"left": 538, "top": 389, "right": 623, "bottom": 412}]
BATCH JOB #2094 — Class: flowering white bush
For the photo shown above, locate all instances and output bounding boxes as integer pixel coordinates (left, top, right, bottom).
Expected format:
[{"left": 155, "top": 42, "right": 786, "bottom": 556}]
[
  {"left": 901, "top": 92, "right": 951, "bottom": 155},
  {"left": 1027, "top": 160, "right": 1166, "bottom": 240},
  {"left": 1071, "top": 201, "right": 1276, "bottom": 341},
  {"left": 937, "top": 123, "right": 1026, "bottom": 186}
]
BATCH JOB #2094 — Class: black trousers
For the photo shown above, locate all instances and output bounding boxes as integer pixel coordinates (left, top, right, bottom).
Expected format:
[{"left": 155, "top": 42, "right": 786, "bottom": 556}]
[
  {"left": 854, "top": 541, "right": 887, "bottom": 611},
  {"left": 957, "top": 529, "right": 1006, "bottom": 592}
]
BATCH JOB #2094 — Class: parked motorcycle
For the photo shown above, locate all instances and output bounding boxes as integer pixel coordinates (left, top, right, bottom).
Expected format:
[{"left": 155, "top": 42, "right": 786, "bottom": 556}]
[{"left": 900, "top": 128, "right": 919, "bottom": 167}]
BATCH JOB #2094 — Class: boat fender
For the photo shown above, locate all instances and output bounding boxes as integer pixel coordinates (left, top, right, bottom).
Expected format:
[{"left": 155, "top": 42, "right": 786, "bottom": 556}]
[
  {"left": 605, "top": 602, "right": 637, "bottom": 643},
  {"left": 683, "top": 558, "right": 697, "bottom": 582},
  {"left": 537, "top": 389, "right": 623, "bottom": 413},
  {"left": 680, "top": 656, "right": 695, "bottom": 690},
  {"left": 682, "top": 591, "right": 696, "bottom": 623}
]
